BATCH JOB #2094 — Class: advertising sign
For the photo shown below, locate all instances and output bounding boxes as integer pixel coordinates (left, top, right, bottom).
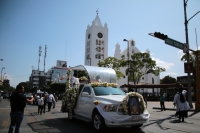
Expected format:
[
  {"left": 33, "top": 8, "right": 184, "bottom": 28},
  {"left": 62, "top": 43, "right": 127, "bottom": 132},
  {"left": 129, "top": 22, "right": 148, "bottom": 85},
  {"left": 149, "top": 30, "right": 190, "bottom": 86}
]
[{"left": 56, "top": 60, "right": 67, "bottom": 68}]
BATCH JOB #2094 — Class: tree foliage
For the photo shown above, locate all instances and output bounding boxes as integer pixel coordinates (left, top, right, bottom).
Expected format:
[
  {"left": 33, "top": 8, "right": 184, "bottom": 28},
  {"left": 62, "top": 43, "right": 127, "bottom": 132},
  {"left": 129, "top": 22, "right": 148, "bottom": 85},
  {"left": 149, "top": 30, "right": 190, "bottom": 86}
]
[
  {"left": 121, "top": 53, "right": 166, "bottom": 84},
  {"left": 98, "top": 57, "right": 124, "bottom": 80},
  {"left": 181, "top": 50, "right": 200, "bottom": 63},
  {"left": 161, "top": 76, "right": 176, "bottom": 84}
]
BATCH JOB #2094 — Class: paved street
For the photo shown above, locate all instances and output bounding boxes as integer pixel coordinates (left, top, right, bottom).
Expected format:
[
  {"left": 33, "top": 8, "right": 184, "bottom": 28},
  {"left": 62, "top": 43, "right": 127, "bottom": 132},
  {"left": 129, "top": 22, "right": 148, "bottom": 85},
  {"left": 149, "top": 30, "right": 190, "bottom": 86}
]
[{"left": 0, "top": 99, "right": 199, "bottom": 133}]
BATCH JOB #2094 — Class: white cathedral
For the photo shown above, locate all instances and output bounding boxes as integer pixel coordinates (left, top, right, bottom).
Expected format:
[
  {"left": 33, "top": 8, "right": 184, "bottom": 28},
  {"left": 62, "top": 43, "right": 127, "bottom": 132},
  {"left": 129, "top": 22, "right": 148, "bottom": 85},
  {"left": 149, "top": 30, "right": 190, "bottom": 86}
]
[{"left": 84, "top": 13, "right": 160, "bottom": 94}]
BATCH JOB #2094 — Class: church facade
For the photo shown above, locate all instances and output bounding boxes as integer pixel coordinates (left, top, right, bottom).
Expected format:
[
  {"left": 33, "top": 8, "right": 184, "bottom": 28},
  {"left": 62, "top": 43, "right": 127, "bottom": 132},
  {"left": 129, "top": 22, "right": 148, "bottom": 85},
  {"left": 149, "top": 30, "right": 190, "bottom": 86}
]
[
  {"left": 84, "top": 13, "right": 108, "bottom": 66},
  {"left": 84, "top": 13, "right": 160, "bottom": 94}
]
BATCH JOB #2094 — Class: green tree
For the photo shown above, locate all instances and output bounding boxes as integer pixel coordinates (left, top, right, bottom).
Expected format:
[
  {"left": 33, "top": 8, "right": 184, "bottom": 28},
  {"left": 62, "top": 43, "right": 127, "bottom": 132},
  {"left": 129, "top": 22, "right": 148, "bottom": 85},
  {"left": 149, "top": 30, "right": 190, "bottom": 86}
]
[
  {"left": 121, "top": 53, "right": 166, "bottom": 84},
  {"left": 161, "top": 76, "right": 176, "bottom": 84},
  {"left": 98, "top": 57, "right": 124, "bottom": 80}
]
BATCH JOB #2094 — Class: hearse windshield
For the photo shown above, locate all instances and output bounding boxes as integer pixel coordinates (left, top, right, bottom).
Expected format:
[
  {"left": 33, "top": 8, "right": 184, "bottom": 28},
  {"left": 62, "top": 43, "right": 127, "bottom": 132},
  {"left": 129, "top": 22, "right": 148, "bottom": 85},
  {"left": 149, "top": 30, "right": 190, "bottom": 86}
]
[{"left": 93, "top": 87, "right": 125, "bottom": 96}]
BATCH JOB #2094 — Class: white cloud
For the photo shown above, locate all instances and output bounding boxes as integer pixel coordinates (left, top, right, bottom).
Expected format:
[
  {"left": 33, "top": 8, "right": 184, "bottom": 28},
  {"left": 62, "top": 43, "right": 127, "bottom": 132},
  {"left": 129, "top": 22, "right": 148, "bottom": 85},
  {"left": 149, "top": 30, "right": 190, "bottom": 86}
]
[
  {"left": 177, "top": 50, "right": 184, "bottom": 59},
  {"left": 152, "top": 57, "right": 174, "bottom": 70},
  {"left": 150, "top": 53, "right": 155, "bottom": 56}
]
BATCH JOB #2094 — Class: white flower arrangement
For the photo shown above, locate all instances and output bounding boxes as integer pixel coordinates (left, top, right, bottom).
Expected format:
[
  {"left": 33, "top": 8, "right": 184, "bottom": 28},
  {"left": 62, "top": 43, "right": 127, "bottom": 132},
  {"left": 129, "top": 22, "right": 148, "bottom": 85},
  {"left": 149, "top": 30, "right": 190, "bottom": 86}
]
[
  {"left": 122, "top": 92, "right": 146, "bottom": 114},
  {"left": 90, "top": 82, "right": 118, "bottom": 88},
  {"left": 79, "top": 76, "right": 88, "bottom": 81},
  {"left": 61, "top": 69, "right": 79, "bottom": 112}
]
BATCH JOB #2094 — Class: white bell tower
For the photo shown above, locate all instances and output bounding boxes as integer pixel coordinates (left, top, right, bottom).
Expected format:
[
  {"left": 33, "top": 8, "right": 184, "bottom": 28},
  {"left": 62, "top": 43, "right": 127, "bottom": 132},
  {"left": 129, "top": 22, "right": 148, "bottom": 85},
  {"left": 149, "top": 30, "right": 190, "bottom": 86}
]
[{"left": 84, "top": 11, "right": 108, "bottom": 66}]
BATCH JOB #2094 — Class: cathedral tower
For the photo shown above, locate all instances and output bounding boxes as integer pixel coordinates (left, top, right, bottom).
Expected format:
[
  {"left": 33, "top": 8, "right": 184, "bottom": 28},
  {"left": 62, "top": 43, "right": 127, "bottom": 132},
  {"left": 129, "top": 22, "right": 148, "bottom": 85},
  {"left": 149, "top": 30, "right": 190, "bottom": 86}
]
[{"left": 84, "top": 11, "right": 108, "bottom": 66}]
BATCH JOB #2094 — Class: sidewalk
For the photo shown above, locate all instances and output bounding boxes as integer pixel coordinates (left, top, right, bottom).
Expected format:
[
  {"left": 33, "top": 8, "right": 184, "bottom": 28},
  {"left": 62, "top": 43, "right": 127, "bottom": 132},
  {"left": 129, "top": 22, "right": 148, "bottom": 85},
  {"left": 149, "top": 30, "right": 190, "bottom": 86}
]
[{"left": 151, "top": 101, "right": 196, "bottom": 112}]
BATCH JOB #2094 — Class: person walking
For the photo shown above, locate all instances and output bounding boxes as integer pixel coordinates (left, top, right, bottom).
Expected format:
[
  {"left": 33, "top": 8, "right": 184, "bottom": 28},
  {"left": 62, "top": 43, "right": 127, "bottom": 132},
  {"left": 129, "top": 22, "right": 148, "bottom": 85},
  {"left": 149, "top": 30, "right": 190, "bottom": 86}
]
[
  {"left": 43, "top": 92, "right": 48, "bottom": 113},
  {"left": 47, "top": 91, "right": 55, "bottom": 112},
  {"left": 173, "top": 88, "right": 190, "bottom": 122},
  {"left": 160, "top": 93, "right": 166, "bottom": 111},
  {"left": 173, "top": 89, "right": 181, "bottom": 117},
  {"left": 53, "top": 93, "right": 58, "bottom": 108},
  {"left": 37, "top": 94, "right": 44, "bottom": 115},
  {"left": 8, "top": 85, "right": 34, "bottom": 133}
]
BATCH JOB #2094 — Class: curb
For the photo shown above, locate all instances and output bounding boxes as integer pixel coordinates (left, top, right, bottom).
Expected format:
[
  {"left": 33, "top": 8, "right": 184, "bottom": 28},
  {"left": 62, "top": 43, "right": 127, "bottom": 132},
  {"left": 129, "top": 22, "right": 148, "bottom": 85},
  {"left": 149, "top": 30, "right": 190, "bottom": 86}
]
[{"left": 152, "top": 107, "right": 196, "bottom": 112}]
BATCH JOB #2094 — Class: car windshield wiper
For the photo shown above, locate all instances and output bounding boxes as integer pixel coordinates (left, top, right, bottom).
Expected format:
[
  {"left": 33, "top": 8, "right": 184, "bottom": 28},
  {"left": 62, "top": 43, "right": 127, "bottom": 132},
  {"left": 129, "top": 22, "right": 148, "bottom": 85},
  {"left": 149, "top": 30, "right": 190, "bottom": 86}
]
[{"left": 112, "top": 94, "right": 121, "bottom": 95}]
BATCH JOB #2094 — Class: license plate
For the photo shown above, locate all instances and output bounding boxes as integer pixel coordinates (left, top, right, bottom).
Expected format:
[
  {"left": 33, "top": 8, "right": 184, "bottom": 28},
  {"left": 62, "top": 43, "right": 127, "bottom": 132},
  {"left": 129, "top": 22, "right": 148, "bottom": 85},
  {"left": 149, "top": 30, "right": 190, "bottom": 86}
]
[{"left": 132, "top": 116, "right": 139, "bottom": 119}]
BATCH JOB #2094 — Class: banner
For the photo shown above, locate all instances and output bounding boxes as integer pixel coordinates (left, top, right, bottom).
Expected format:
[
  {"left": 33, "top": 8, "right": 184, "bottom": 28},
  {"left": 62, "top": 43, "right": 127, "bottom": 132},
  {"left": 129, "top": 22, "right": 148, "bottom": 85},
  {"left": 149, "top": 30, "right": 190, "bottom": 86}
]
[{"left": 56, "top": 60, "right": 67, "bottom": 67}]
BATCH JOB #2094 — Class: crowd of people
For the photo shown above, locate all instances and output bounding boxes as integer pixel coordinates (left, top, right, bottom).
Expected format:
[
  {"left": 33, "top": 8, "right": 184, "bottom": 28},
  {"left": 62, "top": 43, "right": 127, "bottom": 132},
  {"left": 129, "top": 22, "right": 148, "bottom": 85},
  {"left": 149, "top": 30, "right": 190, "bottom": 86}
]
[{"left": 8, "top": 84, "right": 59, "bottom": 133}]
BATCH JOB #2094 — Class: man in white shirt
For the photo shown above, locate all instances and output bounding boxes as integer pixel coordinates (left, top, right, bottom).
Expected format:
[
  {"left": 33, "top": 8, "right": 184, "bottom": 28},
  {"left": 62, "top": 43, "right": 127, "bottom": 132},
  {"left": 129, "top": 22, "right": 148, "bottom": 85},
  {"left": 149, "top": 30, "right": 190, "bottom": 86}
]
[
  {"left": 72, "top": 73, "right": 80, "bottom": 89},
  {"left": 47, "top": 91, "right": 55, "bottom": 112}
]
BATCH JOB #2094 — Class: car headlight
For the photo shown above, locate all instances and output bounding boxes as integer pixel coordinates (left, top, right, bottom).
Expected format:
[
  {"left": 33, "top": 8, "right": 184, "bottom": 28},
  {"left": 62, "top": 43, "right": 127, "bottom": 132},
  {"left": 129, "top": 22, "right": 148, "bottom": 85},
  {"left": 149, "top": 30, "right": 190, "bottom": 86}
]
[{"left": 103, "top": 104, "right": 117, "bottom": 112}]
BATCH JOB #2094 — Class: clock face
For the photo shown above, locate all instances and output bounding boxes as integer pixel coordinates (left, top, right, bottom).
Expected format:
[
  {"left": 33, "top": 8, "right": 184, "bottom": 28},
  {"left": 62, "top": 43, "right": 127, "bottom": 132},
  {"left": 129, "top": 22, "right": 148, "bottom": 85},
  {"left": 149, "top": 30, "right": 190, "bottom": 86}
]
[
  {"left": 88, "top": 34, "right": 90, "bottom": 39},
  {"left": 97, "top": 32, "right": 103, "bottom": 38}
]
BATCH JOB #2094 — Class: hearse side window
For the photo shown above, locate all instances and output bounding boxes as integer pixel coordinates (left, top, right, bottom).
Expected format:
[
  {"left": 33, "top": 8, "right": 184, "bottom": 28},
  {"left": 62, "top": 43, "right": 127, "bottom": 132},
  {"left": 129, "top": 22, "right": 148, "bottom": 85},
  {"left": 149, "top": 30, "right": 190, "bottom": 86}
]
[{"left": 82, "top": 87, "right": 91, "bottom": 95}]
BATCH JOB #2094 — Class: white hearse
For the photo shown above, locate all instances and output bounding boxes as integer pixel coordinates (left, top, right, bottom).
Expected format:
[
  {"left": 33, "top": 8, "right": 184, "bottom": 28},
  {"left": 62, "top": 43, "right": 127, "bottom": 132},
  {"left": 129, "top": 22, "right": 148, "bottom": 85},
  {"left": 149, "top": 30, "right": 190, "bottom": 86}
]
[{"left": 61, "top": 65, "right": 150, "bottom": 132}]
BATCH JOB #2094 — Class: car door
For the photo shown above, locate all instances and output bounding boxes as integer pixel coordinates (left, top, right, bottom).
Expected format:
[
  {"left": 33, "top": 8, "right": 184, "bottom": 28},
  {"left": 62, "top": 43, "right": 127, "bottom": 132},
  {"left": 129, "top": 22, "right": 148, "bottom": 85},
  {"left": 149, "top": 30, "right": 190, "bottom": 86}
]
[{"left": 75, "top": 86, "right": 93, "bottom": 118}]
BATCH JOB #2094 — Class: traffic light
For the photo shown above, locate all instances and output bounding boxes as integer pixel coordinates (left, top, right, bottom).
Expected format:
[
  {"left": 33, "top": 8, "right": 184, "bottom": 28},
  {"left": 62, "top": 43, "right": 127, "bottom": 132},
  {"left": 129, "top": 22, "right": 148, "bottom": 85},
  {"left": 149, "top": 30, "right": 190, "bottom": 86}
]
[{"left": 154, "top": 32, "right": 168, "bottom": 40}]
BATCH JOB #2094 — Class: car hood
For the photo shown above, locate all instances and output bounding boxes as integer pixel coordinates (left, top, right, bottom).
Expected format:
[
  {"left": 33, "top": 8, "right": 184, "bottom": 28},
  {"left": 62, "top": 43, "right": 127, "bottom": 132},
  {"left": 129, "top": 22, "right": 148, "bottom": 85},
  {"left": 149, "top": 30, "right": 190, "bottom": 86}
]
[{"left": 95, "top": 95, "right": 126, "bottom": 104}]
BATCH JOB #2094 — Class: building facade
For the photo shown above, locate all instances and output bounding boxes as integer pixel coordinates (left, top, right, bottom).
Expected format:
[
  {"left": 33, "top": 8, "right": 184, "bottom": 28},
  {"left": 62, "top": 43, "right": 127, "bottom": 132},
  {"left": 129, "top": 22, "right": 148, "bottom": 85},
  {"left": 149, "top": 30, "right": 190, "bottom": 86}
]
[
  {"left": 84, "top": 13, "right": 108, "bottom": 66},
  {"left": 114, "top": 39, "right": 160, "bottom": 93}
]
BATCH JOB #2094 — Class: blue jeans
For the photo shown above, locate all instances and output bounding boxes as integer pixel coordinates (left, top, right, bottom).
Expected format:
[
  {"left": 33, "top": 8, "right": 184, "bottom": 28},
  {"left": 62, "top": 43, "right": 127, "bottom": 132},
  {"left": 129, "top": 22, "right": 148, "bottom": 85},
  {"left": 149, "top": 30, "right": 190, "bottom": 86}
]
[{"left": 8, "top": 112, "right": 24, "bottom": 133}]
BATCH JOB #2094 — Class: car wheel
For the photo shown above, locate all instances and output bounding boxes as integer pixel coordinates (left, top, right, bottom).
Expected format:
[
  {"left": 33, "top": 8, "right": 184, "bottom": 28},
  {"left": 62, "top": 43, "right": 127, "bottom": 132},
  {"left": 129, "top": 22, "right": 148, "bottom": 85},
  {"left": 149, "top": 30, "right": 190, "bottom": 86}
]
[
  {"left": 131, "top": 124, "right": 143, "bottom": 129},
  {"left": 92, "top": 111, "right": 106, "bottom": 132},
  {"left": 68, "top": 109, "right": 74, "bottom": 121}
]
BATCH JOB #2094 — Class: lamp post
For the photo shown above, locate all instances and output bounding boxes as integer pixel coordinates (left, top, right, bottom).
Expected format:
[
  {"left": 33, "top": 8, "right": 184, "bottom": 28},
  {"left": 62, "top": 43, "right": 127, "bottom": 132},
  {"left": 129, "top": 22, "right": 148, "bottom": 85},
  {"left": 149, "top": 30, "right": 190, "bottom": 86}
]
[
  {"left": 1, "top": 67, "right": 5, "bottom": 82},
  {"left": 183, "top": 0, "right": 200, "bottom": 108},
  {"left": 123, "top": 39, "right": 130, "bottom": 92}
]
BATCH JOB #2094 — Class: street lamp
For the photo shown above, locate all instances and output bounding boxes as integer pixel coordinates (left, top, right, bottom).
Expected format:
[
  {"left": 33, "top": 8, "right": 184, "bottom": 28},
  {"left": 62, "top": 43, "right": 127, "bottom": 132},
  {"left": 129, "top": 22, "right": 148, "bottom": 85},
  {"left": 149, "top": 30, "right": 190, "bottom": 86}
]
[
  {"left": 183, "top": 0, "right": 200, "bottom": 109},
  {"left": 123, "top": 39, "right": 130, "bottom": 91},
  {"left": 1, "top": 67, "right": 5, "bottom": 82}
]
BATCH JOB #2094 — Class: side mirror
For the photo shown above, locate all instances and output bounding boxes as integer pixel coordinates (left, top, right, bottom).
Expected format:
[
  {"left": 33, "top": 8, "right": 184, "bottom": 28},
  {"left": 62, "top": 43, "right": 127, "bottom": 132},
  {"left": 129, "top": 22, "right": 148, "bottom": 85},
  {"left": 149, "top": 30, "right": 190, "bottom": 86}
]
[{"left": 81, "top": 92, "right": 90, "bottom": 97}]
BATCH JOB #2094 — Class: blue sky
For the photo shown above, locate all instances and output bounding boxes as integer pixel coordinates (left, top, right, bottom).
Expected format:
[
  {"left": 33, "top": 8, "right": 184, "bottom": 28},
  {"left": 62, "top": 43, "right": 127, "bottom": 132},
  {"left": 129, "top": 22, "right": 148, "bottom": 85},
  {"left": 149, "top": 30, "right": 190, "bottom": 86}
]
[{"left": 0, "top": 0, "right": 200, "bottom": 87}]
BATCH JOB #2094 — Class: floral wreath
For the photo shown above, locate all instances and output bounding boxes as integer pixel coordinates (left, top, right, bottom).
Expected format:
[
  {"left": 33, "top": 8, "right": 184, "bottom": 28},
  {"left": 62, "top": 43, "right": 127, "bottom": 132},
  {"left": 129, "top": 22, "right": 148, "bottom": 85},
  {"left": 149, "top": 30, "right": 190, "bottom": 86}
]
[
  {"left": 61, "top": 69, "right": 78, "bottom": 112},
  {"left": 90, "top": 82, "right": 118, "bottom": 88},
  {"left": 122, "top": 92, "right": 146, "bottom": 114}
]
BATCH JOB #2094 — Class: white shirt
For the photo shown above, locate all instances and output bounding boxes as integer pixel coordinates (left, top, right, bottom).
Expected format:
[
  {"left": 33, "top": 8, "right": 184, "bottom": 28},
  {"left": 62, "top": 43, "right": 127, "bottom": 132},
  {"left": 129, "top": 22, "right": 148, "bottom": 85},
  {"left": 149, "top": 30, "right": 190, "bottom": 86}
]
[
  {"left": 47, "top": 94, "right": 55, "bottom": 103},
  {"left": 73, "top": 78, "right": 80, "bottom": 88},
  {"left": 70, "top": 76, "right": 75, "bottom": 86},
  {"left": 37, "top": 97, "right": 44, "bottom": 106}
]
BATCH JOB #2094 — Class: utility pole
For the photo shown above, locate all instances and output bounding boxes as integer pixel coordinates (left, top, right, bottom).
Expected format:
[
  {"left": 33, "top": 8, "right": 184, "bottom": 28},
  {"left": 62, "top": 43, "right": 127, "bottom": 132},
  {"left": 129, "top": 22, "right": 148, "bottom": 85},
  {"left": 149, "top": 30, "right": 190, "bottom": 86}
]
[
  {"left": 183, "top": 0, "right": 193, "bottom": 108},
  {"left": 44, "top": 45, "right": 47, "bottom": 72},
  {"left": 38, "top": 46, "right": 42, "bottom": 71},
  {"left": 183, "top": 0, "right": 200, "bottom": 108}
]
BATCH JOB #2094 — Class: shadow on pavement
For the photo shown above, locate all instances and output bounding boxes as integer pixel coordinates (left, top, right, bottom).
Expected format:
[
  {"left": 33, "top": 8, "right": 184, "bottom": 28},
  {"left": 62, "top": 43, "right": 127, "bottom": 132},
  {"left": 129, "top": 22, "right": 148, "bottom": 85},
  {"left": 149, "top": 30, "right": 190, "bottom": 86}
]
[
  {"left": 27, "top": 118, "right": 145, "bottom": 133},
  {"left": 188, "top": 111, "right": 199, "bottom": 117}
]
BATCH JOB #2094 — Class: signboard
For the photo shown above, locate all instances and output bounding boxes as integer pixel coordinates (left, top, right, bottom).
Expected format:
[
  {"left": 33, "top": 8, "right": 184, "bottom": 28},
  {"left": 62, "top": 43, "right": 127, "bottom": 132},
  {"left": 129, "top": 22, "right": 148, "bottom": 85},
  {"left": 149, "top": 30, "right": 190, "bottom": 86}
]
[
  {"left": 165, "top": 38, "right": 184, "bottom": 50},
  {"left": 56, "top": 60, "right": 67, "bottom": 67},
  {"left": 184, "top": 63, "right": 193, "bottom": 73}
]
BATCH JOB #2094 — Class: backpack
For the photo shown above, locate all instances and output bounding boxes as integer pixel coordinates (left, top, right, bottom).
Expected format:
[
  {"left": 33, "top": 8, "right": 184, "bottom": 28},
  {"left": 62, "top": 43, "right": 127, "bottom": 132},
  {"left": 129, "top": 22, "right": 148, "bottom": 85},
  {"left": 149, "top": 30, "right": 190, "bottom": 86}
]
[{"left": 179, "top": 93, "right": 185, "bottom": 103}]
